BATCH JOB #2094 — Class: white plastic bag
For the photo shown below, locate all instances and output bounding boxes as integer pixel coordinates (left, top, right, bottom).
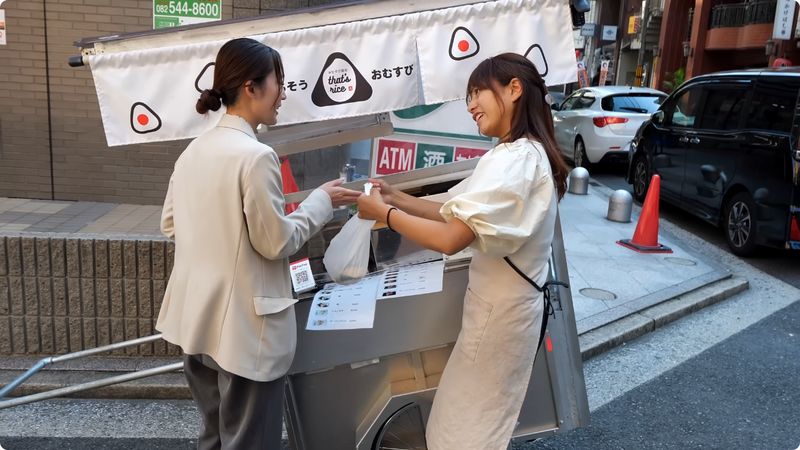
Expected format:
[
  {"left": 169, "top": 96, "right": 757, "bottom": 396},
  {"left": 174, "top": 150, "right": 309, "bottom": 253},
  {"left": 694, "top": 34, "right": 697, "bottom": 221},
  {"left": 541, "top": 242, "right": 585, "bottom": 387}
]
[{"left": 323, "top": 214, "right": 376, "bottom": 283}]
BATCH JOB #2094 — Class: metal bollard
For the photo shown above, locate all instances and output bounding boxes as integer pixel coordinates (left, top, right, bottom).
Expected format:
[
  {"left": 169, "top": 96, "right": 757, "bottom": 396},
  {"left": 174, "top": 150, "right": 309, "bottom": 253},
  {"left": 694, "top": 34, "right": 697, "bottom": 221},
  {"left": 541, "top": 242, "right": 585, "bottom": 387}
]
[
  {"left": 568, "top": 167, "right": 590, "bottom": 195},
  {"left": 607, "top": 189, "right": 633, "bottom": 223}
]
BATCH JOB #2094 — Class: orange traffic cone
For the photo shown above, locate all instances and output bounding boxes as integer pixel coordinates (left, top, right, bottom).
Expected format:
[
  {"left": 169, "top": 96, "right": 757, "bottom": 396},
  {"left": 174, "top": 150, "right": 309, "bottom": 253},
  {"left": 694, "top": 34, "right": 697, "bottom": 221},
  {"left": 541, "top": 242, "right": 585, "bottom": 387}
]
[{"left": 617, "top": 174, "right": 672, "bottom": 253}]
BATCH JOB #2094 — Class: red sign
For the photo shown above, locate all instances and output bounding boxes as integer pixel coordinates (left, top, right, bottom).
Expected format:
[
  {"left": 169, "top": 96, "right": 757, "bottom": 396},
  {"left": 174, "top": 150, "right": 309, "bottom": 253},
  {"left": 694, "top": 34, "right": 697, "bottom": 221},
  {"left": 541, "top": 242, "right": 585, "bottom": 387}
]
[
  {"left": 454, "top": 147, "right": 487, "bottom": 161},
  {"left": 376, "top": 139, "right": 417, "bottom": 175}
]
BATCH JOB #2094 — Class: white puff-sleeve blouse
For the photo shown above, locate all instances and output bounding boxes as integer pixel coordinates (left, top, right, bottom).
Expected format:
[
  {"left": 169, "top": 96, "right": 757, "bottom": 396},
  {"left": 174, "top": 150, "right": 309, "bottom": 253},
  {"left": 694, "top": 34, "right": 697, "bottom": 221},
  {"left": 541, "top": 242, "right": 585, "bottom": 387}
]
[{"left": 439, "top": 138, "right": 557, "bottom": 257}]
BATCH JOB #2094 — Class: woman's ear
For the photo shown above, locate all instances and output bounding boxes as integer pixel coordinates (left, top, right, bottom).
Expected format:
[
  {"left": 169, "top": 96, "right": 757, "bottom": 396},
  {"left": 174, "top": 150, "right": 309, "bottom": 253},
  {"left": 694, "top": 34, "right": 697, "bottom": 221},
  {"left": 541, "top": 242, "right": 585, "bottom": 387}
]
[
  {"left": 242, "top": 81, "right": 256, "bottom": 99},
  {"left": 509, "top": 78, "right": 523, "bottom": 103}
]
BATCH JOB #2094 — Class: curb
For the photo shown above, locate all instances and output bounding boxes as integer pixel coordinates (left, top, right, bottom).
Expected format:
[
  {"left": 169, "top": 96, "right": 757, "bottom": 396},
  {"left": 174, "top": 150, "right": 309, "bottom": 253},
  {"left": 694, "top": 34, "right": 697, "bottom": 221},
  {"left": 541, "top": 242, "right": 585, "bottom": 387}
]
[
  {"left": 0, "top": 370, "right": 191, "bottom": 400},
  {"left": 579, "top": 275, "right": 749, "bottom": 360}
]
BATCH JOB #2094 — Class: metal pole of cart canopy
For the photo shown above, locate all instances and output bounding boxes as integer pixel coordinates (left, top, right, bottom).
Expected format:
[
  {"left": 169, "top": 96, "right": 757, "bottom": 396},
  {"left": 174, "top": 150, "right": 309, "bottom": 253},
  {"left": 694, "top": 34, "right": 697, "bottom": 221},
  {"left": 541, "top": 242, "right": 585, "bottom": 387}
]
[{"left": 0, "top": 334, "right": 182, "bottom": 410}]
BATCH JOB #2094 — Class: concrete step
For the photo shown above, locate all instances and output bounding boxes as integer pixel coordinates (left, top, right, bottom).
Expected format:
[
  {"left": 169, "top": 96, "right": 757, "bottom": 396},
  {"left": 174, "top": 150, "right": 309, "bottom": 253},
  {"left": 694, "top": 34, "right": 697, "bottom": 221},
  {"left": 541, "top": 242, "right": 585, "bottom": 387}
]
[
  {"left": 0, "top": 437, "right": 197, "bottom": 450},
  {"left": 0, "top": 398, "right": 291, "bottom": 449},
  {"left": 0, "top": 356, "right": 190, "bottom": 400},
  {"left": 0, "top": 369, "right": 190, "bottom": 400}
]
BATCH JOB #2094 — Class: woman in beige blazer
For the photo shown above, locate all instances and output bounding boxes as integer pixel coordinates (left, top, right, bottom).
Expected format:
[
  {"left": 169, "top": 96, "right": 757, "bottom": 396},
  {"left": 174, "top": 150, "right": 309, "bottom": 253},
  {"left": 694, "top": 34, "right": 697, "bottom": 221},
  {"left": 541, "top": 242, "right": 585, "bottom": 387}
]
[{"left": 156, "top": 38, "right": 360, "bottom": 450}]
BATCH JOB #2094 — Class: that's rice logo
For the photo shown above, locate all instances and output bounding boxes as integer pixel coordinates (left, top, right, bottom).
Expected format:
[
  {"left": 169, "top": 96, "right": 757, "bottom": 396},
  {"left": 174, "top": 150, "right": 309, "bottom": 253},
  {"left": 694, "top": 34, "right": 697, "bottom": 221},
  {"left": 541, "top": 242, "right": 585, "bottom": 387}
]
[
  {"left": 130, "top": 102, "right": 162, "bottom": 134},
  {"left": 311, "top": 52, "right": 372, "bottom": 107}
]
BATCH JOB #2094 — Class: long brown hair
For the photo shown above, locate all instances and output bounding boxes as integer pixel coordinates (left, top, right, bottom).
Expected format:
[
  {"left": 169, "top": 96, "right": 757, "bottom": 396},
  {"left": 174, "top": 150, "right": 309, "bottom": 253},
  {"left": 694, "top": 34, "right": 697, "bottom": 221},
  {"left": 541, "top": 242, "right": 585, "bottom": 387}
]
[
  {"left": 196, "top": 38, "right": 285, "bottom": 114},
  {"left": 466, "top": 53, "right": 568, "bottom": 200}
]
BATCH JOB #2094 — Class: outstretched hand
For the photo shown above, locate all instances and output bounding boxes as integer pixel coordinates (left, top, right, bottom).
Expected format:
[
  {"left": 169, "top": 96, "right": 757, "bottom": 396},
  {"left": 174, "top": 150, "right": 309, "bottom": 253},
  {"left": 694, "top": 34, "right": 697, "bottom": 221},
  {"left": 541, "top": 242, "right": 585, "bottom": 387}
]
[
  {"left": 367, "top": 178, "right": 396, "bottom": 205},
  {"left": 357, "top": 186, "right": 389, "bottom": 221},
  {"left": 320, "top": 179, "right": 362, "bottom": 208}
]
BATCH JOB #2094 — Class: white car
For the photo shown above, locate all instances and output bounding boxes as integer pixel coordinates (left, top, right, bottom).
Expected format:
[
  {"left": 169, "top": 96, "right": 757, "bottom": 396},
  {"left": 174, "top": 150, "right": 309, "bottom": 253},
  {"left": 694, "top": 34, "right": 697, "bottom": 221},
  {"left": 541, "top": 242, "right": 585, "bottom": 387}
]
[{"left": 551, "top": 86, "right": 667, "bottom": 168}]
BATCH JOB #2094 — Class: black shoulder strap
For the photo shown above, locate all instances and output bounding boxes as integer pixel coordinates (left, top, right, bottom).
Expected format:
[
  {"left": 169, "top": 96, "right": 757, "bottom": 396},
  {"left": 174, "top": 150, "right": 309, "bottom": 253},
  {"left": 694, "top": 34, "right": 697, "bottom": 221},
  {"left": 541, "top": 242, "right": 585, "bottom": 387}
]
[{"left": 504, "top": 257, "right": 569, "bottom": 354}]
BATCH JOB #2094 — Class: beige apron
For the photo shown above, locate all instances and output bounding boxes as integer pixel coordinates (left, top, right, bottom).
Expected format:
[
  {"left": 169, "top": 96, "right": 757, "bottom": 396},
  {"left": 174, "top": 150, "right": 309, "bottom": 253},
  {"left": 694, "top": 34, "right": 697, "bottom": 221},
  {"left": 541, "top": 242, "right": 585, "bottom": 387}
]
[
  {"left": 430, "top": 138, "right": 557, "bottom": 449},
  {"left": 425, "top": 251, "right": 545, "bottom": 450}
]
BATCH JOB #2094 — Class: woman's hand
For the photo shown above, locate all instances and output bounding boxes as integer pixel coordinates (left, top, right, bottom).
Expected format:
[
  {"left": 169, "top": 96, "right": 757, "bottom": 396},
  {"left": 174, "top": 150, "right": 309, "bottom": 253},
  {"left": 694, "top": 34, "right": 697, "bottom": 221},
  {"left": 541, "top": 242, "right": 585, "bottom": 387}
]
[
  {"left": 368, "top": 178, "right": 397, "bottom": 205},
  {"left": 320, "top": 179, "right": 362, "bottom": 208},
  {"left": 357, "top": 187, "right": 390, "bottom": 222}
]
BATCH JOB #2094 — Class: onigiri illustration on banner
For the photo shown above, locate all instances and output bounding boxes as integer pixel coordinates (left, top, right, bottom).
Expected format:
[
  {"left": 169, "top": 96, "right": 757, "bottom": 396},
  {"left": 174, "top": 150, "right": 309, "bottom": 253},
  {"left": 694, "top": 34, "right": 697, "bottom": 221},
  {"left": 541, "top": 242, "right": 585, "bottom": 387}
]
[{"left": 88, "top": 0, "right": 576, "bottom": 146}]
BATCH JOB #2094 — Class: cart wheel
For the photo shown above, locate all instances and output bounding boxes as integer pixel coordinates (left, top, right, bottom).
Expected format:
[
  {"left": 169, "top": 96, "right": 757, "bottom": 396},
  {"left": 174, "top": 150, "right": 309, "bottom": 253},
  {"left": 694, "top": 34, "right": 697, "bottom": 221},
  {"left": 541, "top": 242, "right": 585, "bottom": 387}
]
[{"left": 372, "top": 402, "right": 428, "bottom": 450}]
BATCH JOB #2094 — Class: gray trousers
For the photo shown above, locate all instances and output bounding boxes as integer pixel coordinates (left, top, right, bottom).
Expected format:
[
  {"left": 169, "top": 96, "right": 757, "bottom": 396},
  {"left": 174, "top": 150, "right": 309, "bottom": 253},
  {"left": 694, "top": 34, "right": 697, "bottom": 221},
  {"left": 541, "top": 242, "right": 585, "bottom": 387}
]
[{"left": 183, "top": 354, "right": 285, "bottom": 450}]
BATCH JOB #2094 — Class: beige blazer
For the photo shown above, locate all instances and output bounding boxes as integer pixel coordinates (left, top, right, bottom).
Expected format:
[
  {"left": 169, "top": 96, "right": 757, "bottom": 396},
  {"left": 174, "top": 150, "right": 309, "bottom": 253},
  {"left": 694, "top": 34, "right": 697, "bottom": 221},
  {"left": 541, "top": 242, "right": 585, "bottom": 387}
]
[{"left": 156, "top": 114, "right": 333, "bottom": 382}]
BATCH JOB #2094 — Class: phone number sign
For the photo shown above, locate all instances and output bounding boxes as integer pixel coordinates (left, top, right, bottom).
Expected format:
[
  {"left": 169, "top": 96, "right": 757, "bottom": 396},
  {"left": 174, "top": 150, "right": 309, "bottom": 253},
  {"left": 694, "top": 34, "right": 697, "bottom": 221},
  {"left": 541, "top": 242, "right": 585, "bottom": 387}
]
[{"left": 153, "top": 0, "right": 222, "bottom": 29}]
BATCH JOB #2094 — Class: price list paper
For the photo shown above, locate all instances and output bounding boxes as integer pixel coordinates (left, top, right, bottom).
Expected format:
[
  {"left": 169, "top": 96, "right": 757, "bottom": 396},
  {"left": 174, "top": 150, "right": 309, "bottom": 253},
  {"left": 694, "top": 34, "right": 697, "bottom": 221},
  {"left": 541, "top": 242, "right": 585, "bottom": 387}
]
[
  {"left": 376, "top": 260, "right": 445, "bottom": 300},
  {"left": 306, "top": 261, "right": 445, "bottom": 331},
  {"left": 306, "top": 276, "right": 381, "bottom": 331}
]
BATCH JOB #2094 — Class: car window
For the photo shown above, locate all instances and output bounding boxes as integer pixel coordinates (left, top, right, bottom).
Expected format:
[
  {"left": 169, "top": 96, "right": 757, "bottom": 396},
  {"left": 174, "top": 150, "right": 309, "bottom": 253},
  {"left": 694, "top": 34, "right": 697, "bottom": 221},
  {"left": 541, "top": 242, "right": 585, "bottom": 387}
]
[
  {"left": 697, "top": 87, "right": 747, "bottom": 131},
  {"left": 668, "top": 87, "right": 702, "bottom": 128},
  {"left": 560, "top": 94, "right": 581, "bottom": 110},
  {"left": 577, "top": 95, "right": 596, "bottom": 109},
  {"left": 601, "top": 94, "right": 665, "bottom": 114},
  {"left": 743, "top": 79, "right": 797, "bottom": 133}
]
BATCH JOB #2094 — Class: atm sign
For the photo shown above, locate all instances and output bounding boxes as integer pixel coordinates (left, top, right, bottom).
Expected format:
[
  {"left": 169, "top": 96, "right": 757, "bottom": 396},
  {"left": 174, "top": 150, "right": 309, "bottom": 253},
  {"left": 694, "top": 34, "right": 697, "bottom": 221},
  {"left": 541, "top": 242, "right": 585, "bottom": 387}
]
[
  {"left": 375, "top": 139, "right": 417, "bottom": 175},
  {"left": 374, "top": 138, "right": 488, "bottom": 176}
]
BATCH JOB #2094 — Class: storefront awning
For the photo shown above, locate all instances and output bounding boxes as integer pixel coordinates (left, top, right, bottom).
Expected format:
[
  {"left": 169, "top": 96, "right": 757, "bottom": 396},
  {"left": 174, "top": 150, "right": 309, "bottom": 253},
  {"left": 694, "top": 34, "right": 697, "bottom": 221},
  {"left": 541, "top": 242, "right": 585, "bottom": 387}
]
[{"left": 77, "top": 0, "right": 576, "bottom": 146}]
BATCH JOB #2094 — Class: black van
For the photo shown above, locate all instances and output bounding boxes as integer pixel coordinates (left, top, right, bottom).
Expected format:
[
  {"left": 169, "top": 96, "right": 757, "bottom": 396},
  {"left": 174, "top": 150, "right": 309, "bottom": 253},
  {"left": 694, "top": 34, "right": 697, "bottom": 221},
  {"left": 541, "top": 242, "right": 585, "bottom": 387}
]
[{"left": 626, "top": 68, "right": 800, "bottom": 256}]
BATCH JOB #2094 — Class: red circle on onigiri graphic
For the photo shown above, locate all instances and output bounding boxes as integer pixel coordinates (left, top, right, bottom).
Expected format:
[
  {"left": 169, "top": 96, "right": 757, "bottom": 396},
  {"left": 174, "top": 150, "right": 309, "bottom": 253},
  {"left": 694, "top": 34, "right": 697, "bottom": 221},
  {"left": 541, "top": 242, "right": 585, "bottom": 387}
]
[
  {"left": 458, "top": 40, "right": 470, "bottom": 52},
  {"left": 129, "top": 102, "right": 161, "bottom": 134}
]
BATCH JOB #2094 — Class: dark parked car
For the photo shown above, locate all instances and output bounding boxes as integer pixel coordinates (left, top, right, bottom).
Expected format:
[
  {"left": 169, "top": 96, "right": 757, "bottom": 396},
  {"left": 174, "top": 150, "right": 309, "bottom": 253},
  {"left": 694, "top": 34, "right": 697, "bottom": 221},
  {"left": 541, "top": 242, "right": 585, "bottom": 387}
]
[{"left": 627, "top": 68, "right": 800, "bottom": 256}]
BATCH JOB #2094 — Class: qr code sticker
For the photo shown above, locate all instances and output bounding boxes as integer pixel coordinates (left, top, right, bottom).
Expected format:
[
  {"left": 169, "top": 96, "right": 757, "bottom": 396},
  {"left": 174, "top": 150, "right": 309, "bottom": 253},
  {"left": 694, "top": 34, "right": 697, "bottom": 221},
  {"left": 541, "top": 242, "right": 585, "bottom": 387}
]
[{"left": 294, "top": 270, "right": 310, "bottom": 285}]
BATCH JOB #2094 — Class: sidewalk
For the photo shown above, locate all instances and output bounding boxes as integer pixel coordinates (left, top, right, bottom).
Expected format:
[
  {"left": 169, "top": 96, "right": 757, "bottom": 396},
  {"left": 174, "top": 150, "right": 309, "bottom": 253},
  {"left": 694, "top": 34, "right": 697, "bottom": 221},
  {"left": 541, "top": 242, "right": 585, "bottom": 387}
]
[
  {"left": 0, "top": 198, "right": 161, "bottom": 236},
  {"left": 558, "top": 181, "right": 748, "bottom": 357}
]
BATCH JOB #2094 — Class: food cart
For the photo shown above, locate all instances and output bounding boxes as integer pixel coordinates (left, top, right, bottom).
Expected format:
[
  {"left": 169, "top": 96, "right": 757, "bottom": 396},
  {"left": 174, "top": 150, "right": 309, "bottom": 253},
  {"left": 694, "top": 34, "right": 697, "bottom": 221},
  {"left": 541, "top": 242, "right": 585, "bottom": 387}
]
[{"left": 67, "top": 1, "right": 591, "bottom": 448}]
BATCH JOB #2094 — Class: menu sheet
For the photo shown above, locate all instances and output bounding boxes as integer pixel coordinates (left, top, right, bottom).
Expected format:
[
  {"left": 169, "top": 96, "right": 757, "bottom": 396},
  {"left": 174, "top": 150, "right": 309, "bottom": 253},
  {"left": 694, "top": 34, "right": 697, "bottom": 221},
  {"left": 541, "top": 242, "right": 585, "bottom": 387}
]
[
  {"left": 306, "top": 260, "right": 445, "bottom": 331},
  {"left": 376, "top": 260, "right": 445, "bottom": 300},
  {"left": 306, "top": 276, "right": 382, "bottom": 331}
]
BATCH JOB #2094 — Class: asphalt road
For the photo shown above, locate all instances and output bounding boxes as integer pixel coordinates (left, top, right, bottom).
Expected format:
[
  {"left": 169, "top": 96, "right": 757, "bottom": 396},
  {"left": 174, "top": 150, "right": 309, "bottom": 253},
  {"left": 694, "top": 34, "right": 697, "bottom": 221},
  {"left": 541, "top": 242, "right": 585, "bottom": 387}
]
[{"left": 520, "top": 300, "right": 800, "bottom": 450}]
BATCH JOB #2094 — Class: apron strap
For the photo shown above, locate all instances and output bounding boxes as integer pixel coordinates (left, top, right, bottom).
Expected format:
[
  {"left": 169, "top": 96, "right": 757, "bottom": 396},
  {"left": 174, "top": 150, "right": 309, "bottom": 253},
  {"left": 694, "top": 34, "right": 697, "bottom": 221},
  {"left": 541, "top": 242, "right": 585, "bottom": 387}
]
[{"left": 503, "top": 257, "right": 569, "bottom": 354}]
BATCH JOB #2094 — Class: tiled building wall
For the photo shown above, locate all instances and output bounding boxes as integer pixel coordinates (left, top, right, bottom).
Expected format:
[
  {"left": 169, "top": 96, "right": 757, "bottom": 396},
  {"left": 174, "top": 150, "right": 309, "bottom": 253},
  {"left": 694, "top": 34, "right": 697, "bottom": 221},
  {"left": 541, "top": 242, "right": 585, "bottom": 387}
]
[
  {"left": 232, "top": 0, "right": 343, "bottom": 18},
  {"left": 0, "top": 1, "right": 52, "bottom": 200},
  {"left": 0, "top": 0, "right": 344, "bottom": 205},
  {"left": 0, "top": 235, "right": 180, "bottom": 356}
]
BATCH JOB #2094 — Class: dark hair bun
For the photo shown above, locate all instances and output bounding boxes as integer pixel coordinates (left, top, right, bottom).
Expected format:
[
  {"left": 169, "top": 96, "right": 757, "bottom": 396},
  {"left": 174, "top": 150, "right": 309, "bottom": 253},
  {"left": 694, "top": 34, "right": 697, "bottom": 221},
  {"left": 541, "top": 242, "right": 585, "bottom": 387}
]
[{"left": 196, "top": 89, "right": 222, "bottom": 114}]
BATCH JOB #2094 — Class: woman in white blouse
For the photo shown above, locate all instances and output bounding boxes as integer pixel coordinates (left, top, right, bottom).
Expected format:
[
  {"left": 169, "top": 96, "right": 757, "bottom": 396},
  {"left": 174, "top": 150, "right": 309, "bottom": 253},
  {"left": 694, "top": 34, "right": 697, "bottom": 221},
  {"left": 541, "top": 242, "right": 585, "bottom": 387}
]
[{"left": 357, "top": 53, "right": 569, "bottom": 450}]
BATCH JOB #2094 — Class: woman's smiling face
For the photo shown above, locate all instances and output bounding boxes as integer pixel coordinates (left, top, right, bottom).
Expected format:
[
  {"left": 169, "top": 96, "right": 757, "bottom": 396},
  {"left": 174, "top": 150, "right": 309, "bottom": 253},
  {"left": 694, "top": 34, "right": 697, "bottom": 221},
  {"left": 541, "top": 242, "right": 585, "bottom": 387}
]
[{"left": 466, "top": 81, "right": 518, "bottom": 139}]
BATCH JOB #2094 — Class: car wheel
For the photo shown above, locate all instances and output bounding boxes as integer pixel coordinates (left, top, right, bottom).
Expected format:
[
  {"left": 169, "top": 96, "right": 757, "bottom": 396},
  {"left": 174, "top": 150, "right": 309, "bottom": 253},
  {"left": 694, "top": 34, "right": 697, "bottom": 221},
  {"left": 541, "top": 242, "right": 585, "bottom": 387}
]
[
  {"left": 573, "top": 137, "right": 591, "bottom": 169},
  {"left": 632, "top": 154, "right": 650, "bottom": 203},
  {"left": 723, "top": 192, "right": 759, "bottom": 257}
]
